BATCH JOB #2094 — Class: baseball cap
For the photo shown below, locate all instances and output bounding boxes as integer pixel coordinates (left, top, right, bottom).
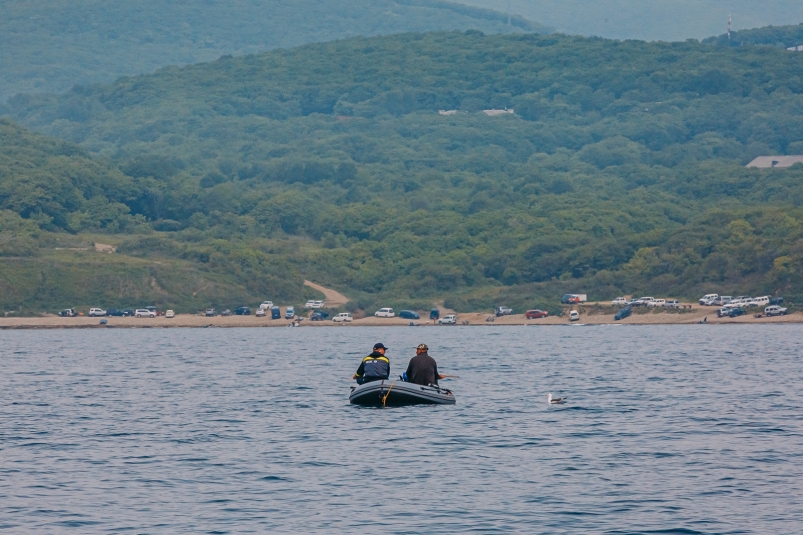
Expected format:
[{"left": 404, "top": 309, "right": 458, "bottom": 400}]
[
  {"left": 373, "top": 343, "right": 389, "bottom": 350},
  {"left": 416, "top": 343, "right": 428, "bottom": 351}
]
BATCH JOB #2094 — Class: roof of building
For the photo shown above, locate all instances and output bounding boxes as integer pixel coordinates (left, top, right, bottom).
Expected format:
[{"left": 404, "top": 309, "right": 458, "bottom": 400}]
[{"left": 746, "top": 156, "right": 803, "bottom": 168}]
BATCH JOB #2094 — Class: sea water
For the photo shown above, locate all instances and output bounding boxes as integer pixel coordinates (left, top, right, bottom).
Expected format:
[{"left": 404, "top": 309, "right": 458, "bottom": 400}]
[{"left": 1, "top": 325, "right": 801, "bottom": 533}]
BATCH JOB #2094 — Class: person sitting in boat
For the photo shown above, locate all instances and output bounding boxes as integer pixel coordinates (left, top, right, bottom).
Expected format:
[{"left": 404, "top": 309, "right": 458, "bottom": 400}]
[
  {"left": 405, "top": 344, "right": 445, "bottom": 386},
  {"left": 353, "top": 343, "right": 390, "bottom": 384}
]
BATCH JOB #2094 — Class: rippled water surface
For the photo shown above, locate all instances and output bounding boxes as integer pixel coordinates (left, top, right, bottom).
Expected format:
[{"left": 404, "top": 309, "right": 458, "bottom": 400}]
[{"left": 1, "top": 325, "right": 802, "bottom": 533}]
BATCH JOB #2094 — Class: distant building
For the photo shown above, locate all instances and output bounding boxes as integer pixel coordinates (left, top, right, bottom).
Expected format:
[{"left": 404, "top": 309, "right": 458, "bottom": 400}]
[
  {"left": 786, "top": 45, "right": 803, "bottom": 51},
  {"left": 439, "top": 110, "right": 457, "bottom": 115},
  {"left": 483, "top": 109, "right": 514, "bottom": 116},
  {"left": 746, "top": 156, "right": 803, "bottom": 168}
]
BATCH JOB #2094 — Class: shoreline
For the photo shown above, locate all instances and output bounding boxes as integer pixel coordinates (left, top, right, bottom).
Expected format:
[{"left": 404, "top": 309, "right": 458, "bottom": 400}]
[{"left": 1, "top": 306, "right": 800, "bottom": 329}]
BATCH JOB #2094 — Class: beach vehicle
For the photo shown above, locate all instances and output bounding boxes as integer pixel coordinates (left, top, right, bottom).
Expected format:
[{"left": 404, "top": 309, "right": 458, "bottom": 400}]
[
  {"left": 569, "top": 310, "right": 580, "bottom": 321},
  {"left": 764, "top": 305, "right": 788, "bottom": 317},
  {"left": 716, "top": 307, "right": 730, "bottom": 318},
  {"left": 89, "top": 307, "right": 106, "bottom": 317},
  {"left": 349, "top": 380, "right": 455, "bottom": 406},
  {"left": 235, "top": 306, "right": 250, "bottom": 315},
  {"left": 752, "top": 296, "right": 770, "bottom": 307},
  {"left": 333, "top": 312, "right": 352, "bottom": 322},
  {"left": 611, "top": 297, "right": 628, "bottom": 305},
  {"left": 260, "top": 301, "right": 274, "bottom": 310},
  {"left": 430, "top": 308, "right": 439, "bottom": 320},
  {"left": 727, "top": 308, "right": 747, "bottom": 318},
  {"left": 135, "top": 309, "right": 155, "bottom": 318},
  {"left": 106, "top": 309, "right": 124, "bottom": 317},
  {"left": 438, "top": 314, "right": 457, "bottom": 324},
  {"left": 221, "top": 309, "right": 232, "bottom": 316},
  {"left": 205, "top": 308, "right": 216, "bottom": 317},
  {"left": 145, "top": 306, "right": 161, "bottom": 316},
  {"left": 375, "top": 308, "right": 395, "bottom": 318},
  {"left": 271, "top": 306, "right": 281, "bottom": 319},
  {"left": 121, "top": 309, "right": 135, "bottom": 317},
  {"left": 495, "top": 306, "right": 513, "bottom": 316},
  {"left": 525, "top": 309, "right": 548, "bottom": 319},
  {"left": 633, "top": 297, "right": 655, "bottom": 307},
  {"left": 165, "top": 310, "right": 175, "bottom": 318},
  {"left": 664, "top": 300, "right": 680, "bottom": 308},
  {"left": 255, "top": 308, "right": 266, "bottom": 317},
  {"left": 399, "top": 310, "right": 420, "bottom": 319},
  {"left": 614, "top": 307, "right": 631, "bottom": 321},
  {"left": 770, "top": 296, "right": 784, "bottom": 305},
  {"left": 310, "top": 310, "right": 329, "bottom": 321},
  {"left": 311, "top": 300, "right": 324, "bottom": 309},
  {"left": 699, "top": 294, "right": 719, "bottom": 305},
  {"left": 713, "top": 296, "right": 732, "bottom": 306},
  {"left": 58, "top": 308, "right": 76, "bottom": 317},
  {"left": 304, "top": 300, "right": 315, "bottom": 308},
  {"left": 647, "top": 299, "right": 665, "bottom": 307},
  {"left": 285, "top": 306, "right": 295, "bottom": 319}
]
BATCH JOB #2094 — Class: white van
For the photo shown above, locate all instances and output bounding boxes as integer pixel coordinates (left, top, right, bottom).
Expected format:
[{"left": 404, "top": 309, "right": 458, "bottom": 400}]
[
  {"left": 752, "top": 296, "right": 770, "bottom": 307},
  {"left": 699, "top": 294, "right": 718, "bottom": 305},
  {"left": 375, "top": 308, "right": 395, "bottom": 318},
  {"left": 611, "top": 297, "right": 628, "bottom": 305},
  {"left": 648, "top": 299, "right": 666, "bottom": 307},
  {"left": 569, "top": 310, "right": 580, "bottom": 321},
  {"left": 333, "top": 312, "right": 352, "bottom": 322}
]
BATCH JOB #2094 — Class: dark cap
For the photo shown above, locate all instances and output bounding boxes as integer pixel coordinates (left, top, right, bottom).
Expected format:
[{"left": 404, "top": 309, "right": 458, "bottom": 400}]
[{"left": 373, "top": 343, "right": 388, "bottom": 350}]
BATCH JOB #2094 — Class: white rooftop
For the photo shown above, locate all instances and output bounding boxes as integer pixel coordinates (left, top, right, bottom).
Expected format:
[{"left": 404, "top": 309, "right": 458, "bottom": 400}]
[{"left": 746, "top": 156, "right": 803, "bottom": 169}]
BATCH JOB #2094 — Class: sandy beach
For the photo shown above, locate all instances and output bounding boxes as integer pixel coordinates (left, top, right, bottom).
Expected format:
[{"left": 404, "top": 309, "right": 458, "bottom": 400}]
[{"left": 1, "top": 304, "right": 799, "bottom": 329}]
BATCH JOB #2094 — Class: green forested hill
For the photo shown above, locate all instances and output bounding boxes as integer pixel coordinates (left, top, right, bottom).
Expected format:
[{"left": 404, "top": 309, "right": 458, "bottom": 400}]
[
  {"left": 3, "top": 31, "right": 803, "bottom": 313},
  {"left": 0, "top": 0, "right": 546, "bottom": 101}
]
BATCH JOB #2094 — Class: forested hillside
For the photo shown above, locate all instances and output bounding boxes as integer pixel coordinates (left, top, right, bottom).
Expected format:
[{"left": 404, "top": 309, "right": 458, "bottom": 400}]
[
  {"left": 462, "top": 0, "right": 803, "bottom": 41},
  {"left": 0, "top": 119, "right": 307, "bottom": 312},
  {"left": 4, "top": 31, "right": 803, "bottom": 313},
  {"left": 705, "top": 24, "right": 803, "bottom": 49},
  {"left": 0, "top": 0, "right": 546, "bottom": 101}
]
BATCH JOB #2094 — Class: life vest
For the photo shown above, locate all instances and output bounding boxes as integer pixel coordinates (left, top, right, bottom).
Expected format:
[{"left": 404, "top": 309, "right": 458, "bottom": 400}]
[{"left": 357, "top": 352, "right": 390, "bottom": 379}]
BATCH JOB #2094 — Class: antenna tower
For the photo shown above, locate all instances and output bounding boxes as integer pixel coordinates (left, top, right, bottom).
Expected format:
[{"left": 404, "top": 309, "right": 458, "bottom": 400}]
[{"left": 727, "top": 15, "right": 732, "bottom": 39}]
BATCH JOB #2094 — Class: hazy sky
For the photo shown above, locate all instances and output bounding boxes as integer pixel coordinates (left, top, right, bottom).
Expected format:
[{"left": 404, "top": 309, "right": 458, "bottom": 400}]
[{"left": 459, "top": 0, "right": 803, "bottom": 41}]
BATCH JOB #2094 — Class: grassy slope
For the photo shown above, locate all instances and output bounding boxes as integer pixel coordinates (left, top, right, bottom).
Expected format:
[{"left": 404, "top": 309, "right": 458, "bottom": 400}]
[{"left": 0, "top": 0, "right": 547, "bottom": 101}]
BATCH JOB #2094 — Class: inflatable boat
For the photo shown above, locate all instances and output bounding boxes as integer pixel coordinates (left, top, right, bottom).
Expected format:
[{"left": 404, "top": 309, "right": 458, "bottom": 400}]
[{"left": 349, "top": 379, "right": 456, "bottom": 406}]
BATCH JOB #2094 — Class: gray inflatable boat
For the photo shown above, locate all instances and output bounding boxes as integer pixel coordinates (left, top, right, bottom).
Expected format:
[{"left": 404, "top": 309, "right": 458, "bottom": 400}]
[{"left": 349, "top": 379, "right": 456, "bottom": 407}]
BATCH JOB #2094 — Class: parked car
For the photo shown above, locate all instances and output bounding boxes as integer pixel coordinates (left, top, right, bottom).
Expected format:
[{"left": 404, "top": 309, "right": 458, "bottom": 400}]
[
  {"left": 752, "top": 296, "right": 770, "bottom": 308},
  {"left": 311, "top": 300, "right": 324, "bottom": 309},
  {"left": 285, "top": 306, "right": 295, "bottom": 319},
  {"left": 310, "top": 311, "right": 329, "bottom": 321},
  {"left": 375, "top": 308, "right": 395, "bottom": 318},
  {"left": 106, "top": 309, "right": 124, "bottom": 317},
  {"left": 260, "top": 301, "right": 273, "bottom": 310},
  {"left": 145, "top": 306, "right": 161, "bottom": 316},
  {"left": 764, "top": 305, "right": 788, "bottom": 317},
  {"left": 304, "top": 300, "right": 316, "bottom": 308},
  {"left": 728, "top": 307, "right": 747, "bottom": 318},
  {"left": 121, "top": 309, "right": 135, "bottom": 317},
  {"left": 399, "top": 310, "right": 420, "bottom": 319},
  {"left": 438, "top": 314, "right": 457, "bottom": 325},
  {"left": 165, "top": 310, "right": 175, "bottom": 318},
  {"left": 647, "top": 299, "right": 666, "bottom": 307},
  {"left": 627, "top": 297, "right": 641, "bottom": 306},
  {"left": 560, "top": 294, "right": 575, "bottom": 304},
  {"left": 525, "top": 309, "right": 548, "bottom": 319},
  {"left": 220, "top": 309, "right": 232, "bottom": 316},
  {"left": 235, "top": 306, "right": 251, "bottom": 315},
  {"left": 271, "top": 306, "right": 281, "bottom": 319},
  {"left": 699, "top": 294, "right": 719, "bottom": 305},
  {"left": 713, "top": 296, "right": 733, "bottom": 306},
  {"left": 333, "top": 312, "right": 353, "bottom": 322},
  {"left": 205, "top": 308, "right": 216, "bottom": 317},
  {"left": 614, "top": 307, "right": 631, "bottom": 321},
  {"left": 89, "top": 307, "right": 106, "bottom": 317},
  {"left": 255, "top": 308, "right": 266, "bottom": 317},
  {"left": 58, "top": 308, "right": 76, "bottom": 317},
  {"left": 769, "top": 297, "right": 784, "bottom": 306},
  {"left": 495, "top": 306, "right": 513, "bottom": 316},
  {"left": 611, "top": 297, "right": 628, "bottom": 306},
  {"left": 135, "top": 309, "right": 155, "bottom": 318},
  {"left": 430, "top": 308, "right": 439, "bottom": 320},
  {"left": 634, "top": 297, "right": 655, "bottom": 307},
  {"left": 569, "top": 310, "right": 580, "bottom": 321},
  {"left": 664, "top": 300, "right": 680, "bottom": 308},
  {"left": 716, "top": 307, "right": 730, "bottom": 318}
]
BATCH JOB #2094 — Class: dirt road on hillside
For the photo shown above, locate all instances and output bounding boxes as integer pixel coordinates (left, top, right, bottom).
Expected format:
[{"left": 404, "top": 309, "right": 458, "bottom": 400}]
[{"left": 303, "top": 280, "right": 350, "bottom": 307}]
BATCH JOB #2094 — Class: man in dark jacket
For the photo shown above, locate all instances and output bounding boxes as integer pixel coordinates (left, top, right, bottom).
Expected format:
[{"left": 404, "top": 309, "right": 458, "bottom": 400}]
[
  {"left": 353, "top": 343, "right": 390, "bottom": 384},
  {"left": 405, "top": 344, "right": 444, "bottom": 386}
]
